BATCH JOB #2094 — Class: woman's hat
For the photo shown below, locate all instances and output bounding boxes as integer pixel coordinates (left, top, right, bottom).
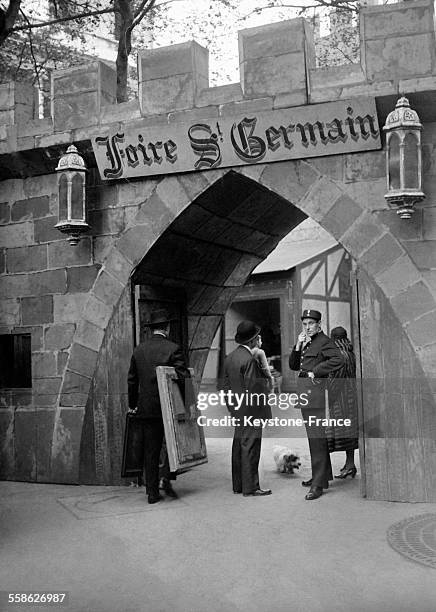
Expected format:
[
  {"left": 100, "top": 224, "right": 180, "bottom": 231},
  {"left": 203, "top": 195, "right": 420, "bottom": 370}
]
[
  {"left": 235, "top": 320, "right": 261, "bottom": 344},
  {"left": 331, "top": 326, "right": 348, "bottom": 340},
  {"left": 301, "top": 309, "right": 321, "bottom": 321},
  {"left": 147, "top": 308, "right": 176, "bottom": 327}
]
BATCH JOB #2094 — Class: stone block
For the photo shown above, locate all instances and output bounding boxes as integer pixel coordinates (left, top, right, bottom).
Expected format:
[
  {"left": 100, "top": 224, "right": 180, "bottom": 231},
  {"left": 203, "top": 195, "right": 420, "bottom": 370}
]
[
  {"left": 44, "top": 323, "right": 76, "bottom": 350},
  {"left": 0, "top": 82, "right": 35, "bottom": 126},
  {"left": 189, "top": 316, "right": 221, "bottom": 350},
  {"left": 17, "top": 118, "right": 53, "bottom": 139},
  {"left": 115, "top": 224, "right": 157, "bottom": 266},
  {"left": 219, "top": 97, "right": 273, "bottom": 117},
  {"left": 32, "top": 351, "right": 57, "bottom": 378},
  {"left": 0, "top": 202, "right": 10, "bottom": 223},
  {"left": 23, "top": 174, "right": 57, "bottom": 199},
  {"left": 27, "top": 269, "right": 67, "bottom": 296},
  {"left": 53, "top": 293, "right": 87, "bottom": 323},
  {"left": 51, "top": 408, "right": 85, "bottom": 481},
  {"left": 47, "top": 237, "right": 92, "bottom": 268},
  {"left": 390, "top": 281, "right": 436, "bottom": 324},
  {"left": 307, "top": 156, "right": 344, "bottom": 182},
  {"left": 0, "top": 248, "right": 5, "bottom": 274},
  {"left": 0, "top": 298, "right": 20, "bottom": 326},
  {"left": 406, "top": 241, "right": 436, "bottom": 269},
  {"left": 93, "top": 235, "right": 116, "bottom": 265},
  {"left": 0, "top": 222, "right": 33, "bottom": 248},
  {"left": 196, "top": 83, "right": 243, "bottom": 108},
  {"left": 423, "top": 208, "right": 436, "bottom": 240},
  {"left": 297, "top": 176, "right": 341, "bottom": 222},
  {"left": 57, "top": 351, "right": 69, "bottom": 376},
  {"left": 100, "top": 99, "right": 141, "bottom": 124},
  {"left": 75, "top": 319, "right": 105, "bottom": 352},
  {"left": 340, "top": 210, "right": 385, "bottom": 259},
  {"left": 239, "top": 18, "right": 314, "bottom": 100},
  {"left": 21, "top": 295, "right": 53, "bottom": 325},
  {"left": 364, "top": 34, "right": 433, "bottom": 82},
  {"left": 117, "top": 178, "right": 159, "bottom": 208},
  {"left": 11, "top": 196, "right": 50, "bottom": 222},
  {"left": 261, "top": 160, "right": 319, "bottom": 207},
  {"left": 68, "top": 343, "right": 98, "bottom": 378},
  {"left": 343, "top": 178, "right": 387, "bottom": 212},
  {"left": 14, "top": 410, "right": 37, "bottom": 481},
  {"left": 138, "top": 41, "right": 208, "bottom": 115},
  {"left": 406, "top": 310, "right": 436, "bottom": 348},
  {"left": 168, "top": 105, "right": 219, "bottom": 124},
  {"left": 135, "top": 191, "right": 177, "bottom": 235},
  {"left": 88, "top": 208, "right": 125, "bottom": 235},
  {"left": 376, "top": 209, "right": 423, "bottom": 241},
  {"left": 375, "top": 256, "right": 421, "bottom": 299},
  {"left": 361, "top": 0, "right": 434, "bottom": 39},
  {"left": 7, "top": 244, "right": 47, "bottom": 273},
  {"left": 345, "top": 151, "right": 385, "bottom": 183},
  {"left": 34, "top": 216, "right": 64, "bottom": 243},
  {"left": 309, "top": 64, "right": 366, "bottom": 92},
  {"left": 84, "top": 295, "right": 113, "bottom": 330},
  {"left": 319, "top": 195, "right": 364, "bottom": 239},
  {"left": 66, "top": 265, "right": 100, "bottom": 293},
  {"left": 359, "top": 233, "right": 405, "bottom": 278},
  {"left": 60, "top": 371, "right": 92, "bottom": 406},
  {"left": 52, "top": 62, "right": 116, "bottom": 132},
  {"left": 0, "top": 408, "right": 15, "bottom": 478},
  {"left": 177, "top": 172, "right": 211, "bottom": 202},
  {"left": 224, "top": 254, "right": 263, "bottom": 287},
  {"left": 104, "top": 249, "right": 131, "bottom": 285},
  {"left": 92, "top": 270, "right": 123, "bottom": 307},
  {"left": 35, "top": 408, "right": 56, "bottom": 481}
]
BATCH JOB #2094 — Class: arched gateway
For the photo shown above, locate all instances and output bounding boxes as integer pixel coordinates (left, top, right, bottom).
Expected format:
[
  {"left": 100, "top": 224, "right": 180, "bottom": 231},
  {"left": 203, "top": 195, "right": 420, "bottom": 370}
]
[{"left": 1, "top": 1, "right": 436, "bottom": 501}]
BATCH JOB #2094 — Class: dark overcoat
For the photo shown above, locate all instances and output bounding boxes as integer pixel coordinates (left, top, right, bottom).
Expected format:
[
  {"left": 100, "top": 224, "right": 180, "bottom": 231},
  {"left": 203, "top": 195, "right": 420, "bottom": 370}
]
[
  {"left": 127, "top": 334, "right": 190, "bottom": 418},
  {"left": 289, "top": 331, "right": 344, "bottom": 410},
  {"left": 223, "top": 345, "right": 271, "bottom": 420}
]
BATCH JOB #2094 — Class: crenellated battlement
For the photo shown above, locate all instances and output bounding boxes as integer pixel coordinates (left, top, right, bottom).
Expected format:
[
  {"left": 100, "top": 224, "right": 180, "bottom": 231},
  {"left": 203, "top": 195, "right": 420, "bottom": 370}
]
[{"left": 0, "top": 0, "right": 435, "bottom": 179}]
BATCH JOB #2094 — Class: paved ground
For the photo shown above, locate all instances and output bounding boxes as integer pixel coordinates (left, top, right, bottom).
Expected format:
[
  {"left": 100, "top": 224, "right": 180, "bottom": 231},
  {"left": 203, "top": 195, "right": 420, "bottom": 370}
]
[{"left": 1, "top": 437, "right": 436, "bottom": 612}]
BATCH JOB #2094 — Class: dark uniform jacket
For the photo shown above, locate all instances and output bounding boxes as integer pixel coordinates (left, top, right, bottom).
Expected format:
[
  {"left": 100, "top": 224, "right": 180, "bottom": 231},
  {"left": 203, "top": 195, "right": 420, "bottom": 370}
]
[
  {"left": 127, "top": 334, "right": 191, "bottom": 418},
  {"left": 289, "top": 331, "right": 344, "bottom": 410},
  {"left": 223, "top": 345, "right": 271, "bottom": 420}
]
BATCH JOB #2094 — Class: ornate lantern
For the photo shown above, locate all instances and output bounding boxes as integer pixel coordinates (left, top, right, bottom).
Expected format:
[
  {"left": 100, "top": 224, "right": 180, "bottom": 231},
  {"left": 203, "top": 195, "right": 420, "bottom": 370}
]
[
  {"left": 383, "top": 96, "right": 425, "bottom": 219},
  {"left": 55, "top": 144, "right": 90, "bottom": 245}
]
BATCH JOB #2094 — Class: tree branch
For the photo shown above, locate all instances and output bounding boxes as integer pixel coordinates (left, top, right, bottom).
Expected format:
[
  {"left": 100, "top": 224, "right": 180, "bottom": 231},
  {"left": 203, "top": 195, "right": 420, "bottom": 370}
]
[
  {"left": 11, "top": 6, "right": 115, "bottom": 32},
  {"left": 0, "top": 0, "right": 22, "bottom": 44}
]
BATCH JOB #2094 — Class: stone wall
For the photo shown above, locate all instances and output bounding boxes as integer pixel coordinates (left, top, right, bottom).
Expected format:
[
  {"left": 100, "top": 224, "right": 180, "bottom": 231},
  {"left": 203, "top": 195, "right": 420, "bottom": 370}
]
[{"left": 1, "top": 0, "right": 436, "bottom": 494}]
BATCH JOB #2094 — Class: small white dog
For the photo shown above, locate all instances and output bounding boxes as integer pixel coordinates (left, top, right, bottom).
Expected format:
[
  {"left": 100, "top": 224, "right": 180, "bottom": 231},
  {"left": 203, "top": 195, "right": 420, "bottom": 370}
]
[{"left": 273, "top": 445, "right": 301, "bottom": 474}]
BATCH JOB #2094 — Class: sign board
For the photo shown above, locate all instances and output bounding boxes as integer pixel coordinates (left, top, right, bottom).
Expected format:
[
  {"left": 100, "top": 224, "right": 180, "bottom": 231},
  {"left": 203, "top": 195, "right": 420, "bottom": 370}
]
[
  {"left": 92, "top": 98, "right": 381, "bottom": 181},
  {"left": 156, "top": 366, "right": 207, "bottom": 473}
]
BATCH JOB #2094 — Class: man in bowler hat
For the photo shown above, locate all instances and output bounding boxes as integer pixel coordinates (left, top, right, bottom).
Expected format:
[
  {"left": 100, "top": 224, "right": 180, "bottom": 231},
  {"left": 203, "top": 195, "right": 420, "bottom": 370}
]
[
  {"left": 223, "top": 320, "right": 272, "bottom": 497},
  {"left": 289, "top": 310, "right": 344, "bottom": 500},
  {"left": 127, "top": 308, "right": 191, "bottom": 504}
]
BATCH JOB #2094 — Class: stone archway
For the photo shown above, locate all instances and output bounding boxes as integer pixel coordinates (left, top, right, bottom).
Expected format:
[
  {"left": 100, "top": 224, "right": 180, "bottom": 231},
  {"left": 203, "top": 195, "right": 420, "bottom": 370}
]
[{"left": 51, "top": 159, "right": 436, "bottom": 498}]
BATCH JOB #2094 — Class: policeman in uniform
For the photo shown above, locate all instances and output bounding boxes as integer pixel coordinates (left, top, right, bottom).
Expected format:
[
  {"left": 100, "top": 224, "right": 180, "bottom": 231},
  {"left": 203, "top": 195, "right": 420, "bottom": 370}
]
[{"left": 289, "top": 309, "right": 344, "bottom": 500}]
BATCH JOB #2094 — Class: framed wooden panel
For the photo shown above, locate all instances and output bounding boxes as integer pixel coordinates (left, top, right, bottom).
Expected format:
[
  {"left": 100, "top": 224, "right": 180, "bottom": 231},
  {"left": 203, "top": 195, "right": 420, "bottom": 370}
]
[
  {"left": 156, "top": 366, "right": 207, "bottom": 472},
  {"left": 121, "top": 413, "right": 144, "bottom": 479}
]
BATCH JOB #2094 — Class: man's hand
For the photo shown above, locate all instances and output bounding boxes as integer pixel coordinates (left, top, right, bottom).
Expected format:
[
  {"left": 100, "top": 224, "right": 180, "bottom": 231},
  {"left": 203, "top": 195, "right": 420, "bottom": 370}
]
[
  {"left": 128, "top": 407, "right": 138, "bottom": 414},
  {"left": 296, "top": 331, "right": 307, "bottom": 350}
]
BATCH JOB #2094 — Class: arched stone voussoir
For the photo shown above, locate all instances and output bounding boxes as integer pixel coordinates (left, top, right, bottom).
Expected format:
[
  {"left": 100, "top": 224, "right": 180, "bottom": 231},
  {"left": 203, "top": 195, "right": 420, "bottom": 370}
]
[{"left": 258, "top": 159, "right": 321, "bottom": 207}]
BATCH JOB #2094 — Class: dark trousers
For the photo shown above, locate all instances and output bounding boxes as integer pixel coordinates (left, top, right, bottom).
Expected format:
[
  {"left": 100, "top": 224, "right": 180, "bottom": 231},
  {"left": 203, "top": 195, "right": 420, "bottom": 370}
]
[
  {"left": 141, "top": 418, "right": 171, "bottom": 496},
  {"left": 232, "top": 425, "right": 262, "bottom": 494},
  {"left": 302, "top": 407, "right": 333, "bottom": 489}
]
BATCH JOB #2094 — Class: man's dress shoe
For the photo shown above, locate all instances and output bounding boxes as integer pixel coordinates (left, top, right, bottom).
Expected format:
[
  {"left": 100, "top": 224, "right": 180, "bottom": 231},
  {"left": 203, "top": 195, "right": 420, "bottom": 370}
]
[
  {"left": 161, "top": 479, "right": 178, "bottom": 498},
  {"left": 305, "top": 486, "right": 323, "bottom": 500},
  {"left": 233, "top": 490, "right": 242, "bottom": 494},
  {"left": 243, "top": 489, "right": 272, "bottom": 497},
  {"left": 302, "top": 478, "right": 313, "bottom": 487},
  {"left": 148, "top": 494, "right": 163, "bottom": 504}
]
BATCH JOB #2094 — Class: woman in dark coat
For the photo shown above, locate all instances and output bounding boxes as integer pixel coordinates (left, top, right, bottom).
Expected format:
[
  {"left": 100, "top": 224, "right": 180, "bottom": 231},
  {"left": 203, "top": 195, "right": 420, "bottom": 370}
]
[{"left": 326, "top": 326, "right": 359, "bottom": 479}]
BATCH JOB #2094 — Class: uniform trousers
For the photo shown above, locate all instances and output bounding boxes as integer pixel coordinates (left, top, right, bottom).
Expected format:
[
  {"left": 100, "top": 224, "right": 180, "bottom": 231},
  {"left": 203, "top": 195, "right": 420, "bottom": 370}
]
[
  {"left": 232, "top": 425, "right": 262, "bottom": 494},
  {"left": 302, "top": 406, "right": 333, "bottom": 489}
]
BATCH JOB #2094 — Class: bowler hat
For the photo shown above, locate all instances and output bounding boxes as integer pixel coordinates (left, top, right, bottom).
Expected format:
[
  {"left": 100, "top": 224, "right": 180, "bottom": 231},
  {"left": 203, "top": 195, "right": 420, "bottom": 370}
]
[
  {"left": 301, "top": 309, "right": 321, "bottom": 321},
  {"left": 147, "top": 308, "right": 176, "bottom": 327},
  {"left": 235, "top": 320, "right": 261, "bottom": 344}
]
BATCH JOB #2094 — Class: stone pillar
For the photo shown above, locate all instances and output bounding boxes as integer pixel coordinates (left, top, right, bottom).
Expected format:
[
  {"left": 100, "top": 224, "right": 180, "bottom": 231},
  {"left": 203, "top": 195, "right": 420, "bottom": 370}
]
[
  {"left": 0, "top": 82, "right": 35, "bottom": 126},
  {"left": 51, "top": 61, "right": 116, "bottom": 132},
  {"left": 138, "top": 41, "right": 209, "bottom": 115},
  {"left": 361, "top": 0, "right": 436, "bottom": 83},
  {"left": 238, "top": 18, "right": 315, "bottom": 106}
]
